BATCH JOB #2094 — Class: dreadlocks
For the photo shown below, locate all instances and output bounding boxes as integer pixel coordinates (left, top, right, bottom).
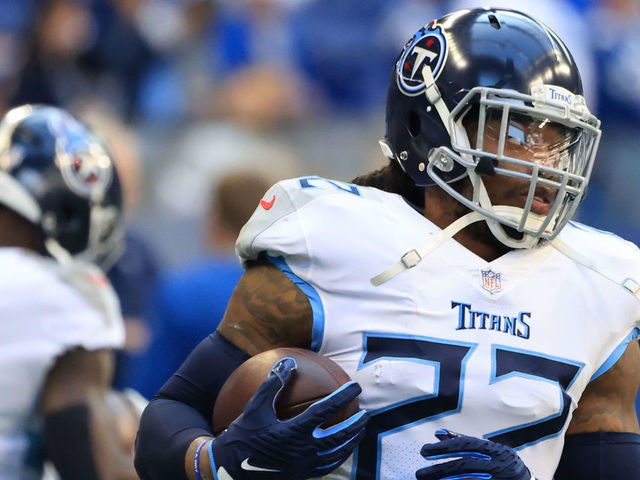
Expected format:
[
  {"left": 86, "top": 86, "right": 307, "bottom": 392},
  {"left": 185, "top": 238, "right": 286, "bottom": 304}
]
[{"left": 351, "top": 160, "right": 425, "bottom": 210}]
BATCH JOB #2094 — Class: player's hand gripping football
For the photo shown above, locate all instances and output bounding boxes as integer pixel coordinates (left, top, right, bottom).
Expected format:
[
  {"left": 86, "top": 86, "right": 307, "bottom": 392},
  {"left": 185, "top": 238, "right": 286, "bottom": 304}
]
[
  {"left": 209, "top": 357, "right": 368, "bottom": 479},
  {"left": 416, "top": 430, "right": 537, "bottom": 480}
]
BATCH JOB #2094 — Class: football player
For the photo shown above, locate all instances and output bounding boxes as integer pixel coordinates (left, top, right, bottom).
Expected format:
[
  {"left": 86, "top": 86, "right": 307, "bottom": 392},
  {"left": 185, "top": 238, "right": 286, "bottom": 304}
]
[
  {"left": 0, "top": 104, "right": 140, "bottom": 479},
  {"left": 135, "top": 8, "right": 640, "bottom": 480}
]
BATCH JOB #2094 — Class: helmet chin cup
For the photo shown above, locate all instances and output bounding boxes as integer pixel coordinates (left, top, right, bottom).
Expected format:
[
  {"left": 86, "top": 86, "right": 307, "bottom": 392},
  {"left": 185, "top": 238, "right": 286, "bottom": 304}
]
[
  {"left": 426, "top": 156, "right": 565, "bottom": 249},
  {"left": 484, "top": 207, "right": 551, "bottom": 249}
]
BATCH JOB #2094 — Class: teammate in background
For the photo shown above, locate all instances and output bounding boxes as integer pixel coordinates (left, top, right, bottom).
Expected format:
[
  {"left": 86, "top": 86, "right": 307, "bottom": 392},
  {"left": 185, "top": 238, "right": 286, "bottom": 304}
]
[
  {"left": 0, "top": 104, "right": 139, "bottom": 479},
  {"left": 135, "top": 8, "right": 640, "bottom": 480}
]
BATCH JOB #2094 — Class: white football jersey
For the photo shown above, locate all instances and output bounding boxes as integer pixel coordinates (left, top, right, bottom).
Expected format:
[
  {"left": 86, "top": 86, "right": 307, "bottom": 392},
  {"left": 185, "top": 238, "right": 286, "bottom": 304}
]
[
  {"left": 0, "top": 248, "right": 124, "bottom": 480},
  {"left": 237, "top": 177, "right": 640, "bottom": 480}
]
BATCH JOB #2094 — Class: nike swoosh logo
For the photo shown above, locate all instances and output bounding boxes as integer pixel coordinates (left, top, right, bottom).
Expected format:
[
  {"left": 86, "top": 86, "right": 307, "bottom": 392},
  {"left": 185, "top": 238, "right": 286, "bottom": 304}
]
[
  {"left": 260, "top": 195, "right": 276, "bottom": 210},
  {"left": 240, "top": 457, "right": 280, "bottom": 473}
]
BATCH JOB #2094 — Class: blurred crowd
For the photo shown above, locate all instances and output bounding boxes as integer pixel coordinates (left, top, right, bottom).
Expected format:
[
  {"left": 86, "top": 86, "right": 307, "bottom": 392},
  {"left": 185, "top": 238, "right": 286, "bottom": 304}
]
[{"left": 1, "top": 0, "right": 639, "bottom": 397}]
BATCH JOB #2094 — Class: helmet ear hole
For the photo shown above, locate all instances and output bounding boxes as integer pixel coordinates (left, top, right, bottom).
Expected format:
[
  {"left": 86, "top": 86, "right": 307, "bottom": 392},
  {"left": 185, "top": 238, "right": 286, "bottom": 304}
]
[{"left": 408, "top": 110, "right": 421, "bottom": 138}]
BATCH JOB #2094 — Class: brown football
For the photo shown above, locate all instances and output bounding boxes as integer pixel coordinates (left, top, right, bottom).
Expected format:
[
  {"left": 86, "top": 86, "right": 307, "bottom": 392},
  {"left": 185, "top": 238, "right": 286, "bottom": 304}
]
[{"left": 212, "top": 347, "right": 359, "bottom": 434}]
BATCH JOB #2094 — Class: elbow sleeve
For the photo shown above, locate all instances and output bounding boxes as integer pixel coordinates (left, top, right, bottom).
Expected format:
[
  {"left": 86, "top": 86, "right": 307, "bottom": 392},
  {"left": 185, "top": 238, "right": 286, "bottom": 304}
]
[
  {"left": 134, "top": 397, "right": 211, "bottom": 480},
  {"left": 555, "top": 432, "right": 640, "bottom": 480},
  {"left": 134, "top": 331, "right": 249, "bottom": 479}
]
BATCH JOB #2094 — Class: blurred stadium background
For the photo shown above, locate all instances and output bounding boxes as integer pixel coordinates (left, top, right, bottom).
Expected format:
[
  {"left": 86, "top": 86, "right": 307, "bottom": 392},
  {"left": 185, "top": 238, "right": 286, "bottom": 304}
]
[
  {"left": 1, "top": 0, "right": 639, "bottom": 397},
  {"left": 1, "top": 0, "right": 638, "bottom": 265}
]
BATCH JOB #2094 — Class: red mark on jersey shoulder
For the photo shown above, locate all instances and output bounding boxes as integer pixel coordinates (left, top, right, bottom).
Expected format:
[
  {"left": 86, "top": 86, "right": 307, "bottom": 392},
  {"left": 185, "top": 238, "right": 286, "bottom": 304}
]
[
  {"left": 260, "top": 195, "right": 276, "bottom": 210},
  {"left": 84, "top": 273, "right": 110, "bottom": 286}
]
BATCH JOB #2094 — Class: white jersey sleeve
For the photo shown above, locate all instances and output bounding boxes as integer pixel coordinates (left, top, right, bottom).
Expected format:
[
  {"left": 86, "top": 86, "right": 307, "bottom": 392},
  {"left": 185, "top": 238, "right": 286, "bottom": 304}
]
[
  {"left": 237, "top": 178, "right": 310, "bottom": 266},
  {"left": 237, "top": 176, "right": 397, "bottom": 267}
]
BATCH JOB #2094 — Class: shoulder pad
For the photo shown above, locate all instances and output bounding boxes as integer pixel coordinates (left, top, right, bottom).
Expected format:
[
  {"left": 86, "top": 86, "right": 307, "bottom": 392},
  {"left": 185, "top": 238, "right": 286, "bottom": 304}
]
[
  {"left": 55, "top": 259, "right": 125, "bottom": 332},
  {"left": 554, "top": 222, "right": 640, "bottom": 298},
  {"left": 561, "top": 222, "right": 640, "bottom": 261},
  {"left": 21, "top": 251, "right": 125, "bottom": 349},
  {"left": 236, "top": 176, "right": 371, "bottom": 265}
]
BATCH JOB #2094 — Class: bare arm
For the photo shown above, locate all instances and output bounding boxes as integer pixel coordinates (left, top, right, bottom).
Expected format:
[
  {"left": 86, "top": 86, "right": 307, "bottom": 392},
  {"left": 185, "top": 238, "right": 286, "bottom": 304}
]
[
  {"left": 185, "top": 258, "right": 314, "bottom": 478},
  {"left": 217, "top": 257, "right": 314, "bottom": 355},
  {"left": 40, "top": 347, "right": 138, "bottom": 480},
  {"left": 567, "top": 339, "right": 640, "bottom": 434}
]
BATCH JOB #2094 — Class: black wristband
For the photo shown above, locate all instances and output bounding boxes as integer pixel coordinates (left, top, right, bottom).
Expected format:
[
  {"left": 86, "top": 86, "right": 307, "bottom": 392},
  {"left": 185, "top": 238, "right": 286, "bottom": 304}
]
[
  {"left": 157, "top": 331, "right": 250, "bottom": 419},
  {"left": 43, "top": 404, "right": 100, "bottom": 480},
  {"left": 134, "top": 331, "right": 250, "bottom": 480}
]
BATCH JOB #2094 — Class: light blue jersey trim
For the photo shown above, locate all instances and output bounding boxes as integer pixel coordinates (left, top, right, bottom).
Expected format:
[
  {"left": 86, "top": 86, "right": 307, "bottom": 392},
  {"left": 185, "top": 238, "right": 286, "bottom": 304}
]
[
  {"left": 567, "top": 221, "right": 621, "bottom": 239},
  {"left": 266, "top": 255, "right": 325, "bottom": 351},
  {"left": 591, "top": 327, "right": 640, "bottom": 381}
]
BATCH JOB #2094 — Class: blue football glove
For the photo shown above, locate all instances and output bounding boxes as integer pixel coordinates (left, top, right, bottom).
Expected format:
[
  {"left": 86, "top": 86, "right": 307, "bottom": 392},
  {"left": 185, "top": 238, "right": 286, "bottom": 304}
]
[
  {"left": 210, "top": 357, "right": 368, "bottom": 479},
  {"left": 416, "top": 430, "right": 536, "bottom": 480}
]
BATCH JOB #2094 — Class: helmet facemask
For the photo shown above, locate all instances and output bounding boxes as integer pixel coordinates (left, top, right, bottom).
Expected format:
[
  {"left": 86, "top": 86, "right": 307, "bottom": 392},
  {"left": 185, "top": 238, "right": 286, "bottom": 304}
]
[{"left": 426, "top": 85, "right": 601, "bottom": 248}]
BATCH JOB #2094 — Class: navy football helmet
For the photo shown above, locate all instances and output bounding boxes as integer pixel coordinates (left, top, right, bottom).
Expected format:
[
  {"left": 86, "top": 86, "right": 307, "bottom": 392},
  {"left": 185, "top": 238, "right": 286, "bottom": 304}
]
[
  {"left": 0, "top": 104, "right": 124, "bottom": 269},
  {"left": 380, "top": 8, "right": 601, "bottom": 248}
]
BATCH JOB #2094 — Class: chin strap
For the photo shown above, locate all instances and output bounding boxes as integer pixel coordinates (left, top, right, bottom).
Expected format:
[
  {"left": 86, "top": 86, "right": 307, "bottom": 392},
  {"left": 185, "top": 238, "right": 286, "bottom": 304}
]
[
  {"left": 369, "top": 197, "right": 550, "bottom": 286},
  {"left": 370, "top": 211, "right": 485, "bottom": 286},
  {"left": 422, "top": 65, "right": 454, "bottom": 137},
  {"left": 371, "top": 211, "right": 640, "bottom": 298},
  {"left": 551, "top": 237, "right": 640, "bottom": 300},
  {"left": 45, "top": 237, "right": 73, "bottom": 265}
]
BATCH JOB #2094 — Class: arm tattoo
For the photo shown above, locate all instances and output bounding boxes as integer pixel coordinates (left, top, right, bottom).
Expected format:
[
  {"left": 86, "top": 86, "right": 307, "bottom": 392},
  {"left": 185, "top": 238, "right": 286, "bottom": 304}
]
[
  {"left": 567, "top": 340, "right": 640, "bottom": 434},
  {"left": 218, "top": 259, "right": 313, "bottom": 355}
]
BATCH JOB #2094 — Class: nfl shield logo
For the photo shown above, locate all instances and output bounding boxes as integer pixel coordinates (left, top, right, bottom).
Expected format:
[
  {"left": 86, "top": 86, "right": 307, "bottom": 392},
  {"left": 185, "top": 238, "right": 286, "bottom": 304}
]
[{"left": 481, "top": 269, "right": 502, "bottom": 293}]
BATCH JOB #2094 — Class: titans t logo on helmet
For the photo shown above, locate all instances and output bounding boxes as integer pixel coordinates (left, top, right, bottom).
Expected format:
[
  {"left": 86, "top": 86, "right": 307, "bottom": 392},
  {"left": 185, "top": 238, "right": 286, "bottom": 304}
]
[
  {"left": 396, "top": 24, "right": 448, "bottom": 96},
  {"left": 48, "top": 109, "right": 114, "bottom": 199}
]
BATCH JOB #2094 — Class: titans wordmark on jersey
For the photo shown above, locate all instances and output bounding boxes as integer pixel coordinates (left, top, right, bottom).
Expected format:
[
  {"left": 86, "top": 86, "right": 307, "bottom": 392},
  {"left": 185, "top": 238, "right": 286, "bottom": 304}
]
[{"left": 237, "top": 176, "right": 640, "bottom": 480}]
